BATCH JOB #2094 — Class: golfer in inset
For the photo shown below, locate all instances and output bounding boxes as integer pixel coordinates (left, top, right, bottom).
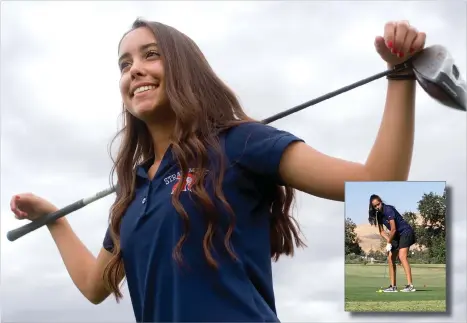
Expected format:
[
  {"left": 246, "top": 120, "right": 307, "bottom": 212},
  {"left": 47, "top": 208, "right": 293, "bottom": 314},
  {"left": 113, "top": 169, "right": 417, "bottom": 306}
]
[
  {"left": 368, "top": 194, "right": 417, "bottom": 293},
  {"left": 11, "top": 19, "right": 426, "bottom": 322}
]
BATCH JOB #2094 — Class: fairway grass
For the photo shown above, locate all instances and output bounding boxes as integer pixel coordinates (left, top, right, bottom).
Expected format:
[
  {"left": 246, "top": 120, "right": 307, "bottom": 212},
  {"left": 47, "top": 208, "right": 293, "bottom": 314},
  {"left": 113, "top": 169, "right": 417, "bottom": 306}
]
[
  {"left": 345, "top": 300, "right": 446, "bottom": 312},
  {"left": 345, "top": 264, "right": 446, "bottom": 312}
]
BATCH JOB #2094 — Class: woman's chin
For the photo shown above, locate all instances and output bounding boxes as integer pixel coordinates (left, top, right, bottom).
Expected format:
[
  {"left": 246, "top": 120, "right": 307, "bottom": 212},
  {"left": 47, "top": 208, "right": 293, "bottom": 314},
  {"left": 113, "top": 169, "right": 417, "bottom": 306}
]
[
  {"left": 135, "top": 105, "right": 157, "bottom": 115},
  {"left": 132, "top": 103, "right": 171, "bottom": 122}
]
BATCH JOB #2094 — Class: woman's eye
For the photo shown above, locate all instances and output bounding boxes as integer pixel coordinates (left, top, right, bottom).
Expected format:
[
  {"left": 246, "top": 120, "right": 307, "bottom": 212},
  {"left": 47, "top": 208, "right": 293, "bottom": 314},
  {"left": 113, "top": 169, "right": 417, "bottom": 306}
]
[
  {"left": 119, "top": 51, "right": 159, "bottom": 72},
  {"left": 146, "top": 50, "right": 160, "bottom": 58},
  {"left": 119, "top": 62, "right": 130, "bottom": 71}
]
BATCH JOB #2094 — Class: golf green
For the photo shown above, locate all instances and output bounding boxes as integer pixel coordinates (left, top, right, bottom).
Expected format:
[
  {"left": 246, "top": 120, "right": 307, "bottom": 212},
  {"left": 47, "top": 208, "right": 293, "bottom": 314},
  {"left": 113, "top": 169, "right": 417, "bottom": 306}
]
[{"left": 345, "top": 264, "right": 446, "bottom": 312}]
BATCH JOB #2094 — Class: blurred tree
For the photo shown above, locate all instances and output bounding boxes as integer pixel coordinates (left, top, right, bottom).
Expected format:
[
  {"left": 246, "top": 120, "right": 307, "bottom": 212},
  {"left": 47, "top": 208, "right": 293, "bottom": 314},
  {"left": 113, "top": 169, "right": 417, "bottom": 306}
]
[
  {"left": 402, "top": 211, "right": 417, "bottom": 228},
  {"left": 345, "top": 217, "right": 363, "bottom": 255},
  {"left": 414, "top": 188, "right": 447, "bottom": 264},
  {"left": 367, "top": 248, "right": 386, "bottom": 261}
]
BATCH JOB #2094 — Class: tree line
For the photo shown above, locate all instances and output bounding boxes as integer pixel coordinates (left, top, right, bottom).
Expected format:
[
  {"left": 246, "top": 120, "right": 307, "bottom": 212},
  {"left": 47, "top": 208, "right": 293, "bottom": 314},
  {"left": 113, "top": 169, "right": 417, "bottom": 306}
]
[{"left": 345, "top": 188, "right": 446, "bottom": 264}]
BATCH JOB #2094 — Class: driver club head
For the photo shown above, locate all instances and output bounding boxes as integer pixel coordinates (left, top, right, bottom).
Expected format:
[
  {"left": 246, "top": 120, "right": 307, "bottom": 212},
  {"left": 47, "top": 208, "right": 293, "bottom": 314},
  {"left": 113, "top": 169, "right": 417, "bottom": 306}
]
[{"left": 411, "top": 45, "right": 466, "bottom": 111}]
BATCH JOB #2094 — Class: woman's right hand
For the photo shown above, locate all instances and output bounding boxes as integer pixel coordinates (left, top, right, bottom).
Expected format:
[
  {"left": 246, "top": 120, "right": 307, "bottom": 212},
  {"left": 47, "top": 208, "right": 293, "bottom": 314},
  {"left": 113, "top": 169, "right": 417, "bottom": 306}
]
[{"left": 10, "top": 193, "right": 58, "bottom": 221}]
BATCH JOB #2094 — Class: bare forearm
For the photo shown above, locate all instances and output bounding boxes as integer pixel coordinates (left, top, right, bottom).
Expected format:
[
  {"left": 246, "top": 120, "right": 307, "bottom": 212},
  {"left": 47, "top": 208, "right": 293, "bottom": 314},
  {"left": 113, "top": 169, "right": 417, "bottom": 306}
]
[
  {"left": 47, "top": 217, "right": 97, "bottom": 299},
  {"left": 366, "top": 79, "right": 416, "bottom": 180},
  {"left": 380, "top": 229, "right": 396, "bottom": 243},
  {"left": 380, "top": 231, "right": 389, "bottom": 241},
  {"left": 387, "top": 230, "right": 396, "bottom": 243}
]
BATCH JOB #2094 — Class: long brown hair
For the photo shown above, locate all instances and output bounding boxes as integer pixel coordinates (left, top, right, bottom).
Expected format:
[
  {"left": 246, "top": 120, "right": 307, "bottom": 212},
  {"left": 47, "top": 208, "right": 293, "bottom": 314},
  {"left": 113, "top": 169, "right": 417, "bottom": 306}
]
[
  {"left": 103, "top": 19, "right": 306, "bottom": 301},
  {"left": 368, "top": 194, "right": 383, "bottom": 226}
]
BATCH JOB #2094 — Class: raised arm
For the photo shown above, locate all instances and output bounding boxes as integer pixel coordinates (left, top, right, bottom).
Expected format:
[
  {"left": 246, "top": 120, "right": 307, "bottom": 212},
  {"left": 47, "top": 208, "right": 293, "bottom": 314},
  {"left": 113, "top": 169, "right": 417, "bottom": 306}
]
[{"left": 279, "top": 21, "right": 426, "bottom": 201}]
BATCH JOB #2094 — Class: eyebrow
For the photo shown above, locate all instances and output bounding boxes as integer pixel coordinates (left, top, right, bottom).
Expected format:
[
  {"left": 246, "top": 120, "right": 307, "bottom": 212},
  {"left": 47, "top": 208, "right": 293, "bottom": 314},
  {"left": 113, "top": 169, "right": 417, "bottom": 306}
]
[{"left": 118, "top": 42, "right": 158, "bottom": 64}]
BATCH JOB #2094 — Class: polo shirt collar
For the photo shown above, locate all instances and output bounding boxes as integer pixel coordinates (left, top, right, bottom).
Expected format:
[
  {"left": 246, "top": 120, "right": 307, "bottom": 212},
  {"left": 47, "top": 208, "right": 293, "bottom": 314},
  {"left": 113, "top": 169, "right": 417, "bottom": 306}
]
[{"left": 135, "top": 144, "right": 175, "bottom": 179}]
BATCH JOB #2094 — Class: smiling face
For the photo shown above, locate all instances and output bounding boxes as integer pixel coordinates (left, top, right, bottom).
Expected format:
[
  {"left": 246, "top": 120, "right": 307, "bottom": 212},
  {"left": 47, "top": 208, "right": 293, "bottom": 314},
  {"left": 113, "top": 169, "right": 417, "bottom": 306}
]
[{"left": 118, "top": 27, "right": 169, "bottom": 121}]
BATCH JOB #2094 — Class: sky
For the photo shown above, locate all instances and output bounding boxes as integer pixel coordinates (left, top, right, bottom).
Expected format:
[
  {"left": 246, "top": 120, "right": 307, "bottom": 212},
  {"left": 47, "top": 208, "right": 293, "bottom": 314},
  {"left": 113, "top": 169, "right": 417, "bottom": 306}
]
[
  {"left": 1, "top": 1, "right": 466, "bottom": 322},
  {"left": 346, "top": 181, "right": 446, "bottom": 224}
]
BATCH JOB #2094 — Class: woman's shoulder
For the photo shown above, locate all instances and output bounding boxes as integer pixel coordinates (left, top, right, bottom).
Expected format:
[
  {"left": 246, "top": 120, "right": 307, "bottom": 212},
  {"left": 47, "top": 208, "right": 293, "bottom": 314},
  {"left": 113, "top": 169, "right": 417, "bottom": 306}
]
[
  {"left": 221, "top": 121, "right": 300, "bottom": 155},
  {"left": 222, "top": 121, "right": 276, "bottom": 139},
  {"left": 383, "top": 204, "right": 397, "bottom": 214}
]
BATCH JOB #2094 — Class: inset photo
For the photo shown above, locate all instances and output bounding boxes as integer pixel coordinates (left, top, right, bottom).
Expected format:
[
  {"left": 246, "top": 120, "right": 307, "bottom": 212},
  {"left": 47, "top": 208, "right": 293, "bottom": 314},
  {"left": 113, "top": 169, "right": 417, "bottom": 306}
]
[{"left": 344, "top": 181, "right": 447, "bottom": 313}]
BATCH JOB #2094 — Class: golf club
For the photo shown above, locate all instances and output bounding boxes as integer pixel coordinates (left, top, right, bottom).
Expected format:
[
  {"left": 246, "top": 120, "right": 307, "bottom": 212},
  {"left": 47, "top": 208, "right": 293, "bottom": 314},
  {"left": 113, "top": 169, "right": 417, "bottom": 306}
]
[
  {"left": 412, "top": 45, "right": 466, "bottom": 111},
  {"left": 384, "top": 257, "right": 388, "bottom": 281},
  {"left": 6, "top": 45, "right": 466, "bottom": 242},
  {"left": 375, "top": 210, "right": 389, "bottom": 293}
]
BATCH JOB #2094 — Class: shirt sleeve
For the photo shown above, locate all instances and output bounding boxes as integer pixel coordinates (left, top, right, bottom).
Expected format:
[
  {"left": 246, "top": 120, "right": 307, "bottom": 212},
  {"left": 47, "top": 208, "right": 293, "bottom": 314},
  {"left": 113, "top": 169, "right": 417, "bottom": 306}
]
[
  {"left": 103, "top": 226, "right": 114, "bottom": 253},
  {"left": 385, "top": 206, "right": 396, "bottom": 231},
  {"left": 224, "top": 122, "right": 304, "bottom": 185},
  {"left": 386, "top": 206, "right": 395, "bottom": 221}
]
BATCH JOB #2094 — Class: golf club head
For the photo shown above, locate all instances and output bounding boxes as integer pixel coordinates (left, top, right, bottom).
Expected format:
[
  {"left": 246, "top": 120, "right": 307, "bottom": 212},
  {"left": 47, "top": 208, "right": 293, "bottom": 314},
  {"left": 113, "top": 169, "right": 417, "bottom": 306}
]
[{"left": 411, "top": 45, "right": 466, "bottom": 111}]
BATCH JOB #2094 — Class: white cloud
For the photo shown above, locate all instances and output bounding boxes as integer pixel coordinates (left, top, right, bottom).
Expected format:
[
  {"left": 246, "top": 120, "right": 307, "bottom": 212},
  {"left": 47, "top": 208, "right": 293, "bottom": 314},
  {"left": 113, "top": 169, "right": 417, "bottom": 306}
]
[{"left": 1, "top": 1, "right": 465, "bottom": 322}]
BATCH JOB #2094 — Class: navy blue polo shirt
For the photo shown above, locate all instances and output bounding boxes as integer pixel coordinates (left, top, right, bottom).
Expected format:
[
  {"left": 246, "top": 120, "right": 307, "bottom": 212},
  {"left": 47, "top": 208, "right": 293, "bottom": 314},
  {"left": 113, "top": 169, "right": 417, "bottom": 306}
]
[
  {"left": 380, "top": 204, "right": 412, "bottom": 235},
  {"left": 103, "top": 122, "right": 303, "bottom": 322}
]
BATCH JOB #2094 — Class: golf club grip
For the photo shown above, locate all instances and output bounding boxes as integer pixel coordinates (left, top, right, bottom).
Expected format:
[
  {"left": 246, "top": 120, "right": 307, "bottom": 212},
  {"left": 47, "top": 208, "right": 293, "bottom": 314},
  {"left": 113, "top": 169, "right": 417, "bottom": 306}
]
[
  {"left": 6, "top": 187, "right": 117, "bottom": 242},
  {"left": 6, "top": 200, "right": 87, "bottom": 241}
]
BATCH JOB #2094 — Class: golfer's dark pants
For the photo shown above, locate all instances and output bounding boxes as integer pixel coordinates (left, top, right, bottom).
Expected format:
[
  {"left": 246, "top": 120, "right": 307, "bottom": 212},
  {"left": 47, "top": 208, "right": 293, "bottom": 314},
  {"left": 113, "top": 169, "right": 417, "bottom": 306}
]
[{"left": 391, "top": 230, "right": 416, "bottom": 251}]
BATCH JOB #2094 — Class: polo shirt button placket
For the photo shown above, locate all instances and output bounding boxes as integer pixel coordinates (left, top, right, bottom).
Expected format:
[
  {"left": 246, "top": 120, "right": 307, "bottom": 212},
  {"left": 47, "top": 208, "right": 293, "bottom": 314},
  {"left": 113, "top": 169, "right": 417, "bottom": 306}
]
[{"left": 139, "top": 181, "right": 151, "bottom": 218}]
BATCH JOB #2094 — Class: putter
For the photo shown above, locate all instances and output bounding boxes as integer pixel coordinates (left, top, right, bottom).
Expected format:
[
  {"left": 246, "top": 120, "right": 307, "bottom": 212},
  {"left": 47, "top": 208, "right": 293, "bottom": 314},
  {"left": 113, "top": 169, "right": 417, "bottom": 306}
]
[
  {"left": 374, "top": 211, "right": 389, "bottom": 293},
  {"left": 383, "top": 255, "right": 388, "bottom": 279},
  {"left": 380, "top": 252, "right": 390, "bottom": 293},
  {"left": 6, "top": 44, "right": 466, "bottom": 242}
]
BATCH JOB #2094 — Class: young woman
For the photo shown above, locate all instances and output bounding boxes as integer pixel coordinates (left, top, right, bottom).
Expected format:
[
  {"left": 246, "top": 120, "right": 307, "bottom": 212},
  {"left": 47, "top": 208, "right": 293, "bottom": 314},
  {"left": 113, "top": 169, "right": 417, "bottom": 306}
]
[
  {"left": 368, "top": 194, "right": 417, "bottom": 293},
  {"left": 10, "top": 19, "right": 426, "bottom": 322}
]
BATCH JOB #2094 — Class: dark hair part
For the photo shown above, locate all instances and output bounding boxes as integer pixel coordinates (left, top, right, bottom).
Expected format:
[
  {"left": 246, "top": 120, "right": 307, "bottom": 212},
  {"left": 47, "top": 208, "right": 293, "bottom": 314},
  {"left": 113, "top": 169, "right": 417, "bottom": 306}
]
[
  {"left": 102, "top": 19, "right": 306, "bottom": 301},
  {"left": 368, "top": 194, "right": 383, "bottom": 226}
]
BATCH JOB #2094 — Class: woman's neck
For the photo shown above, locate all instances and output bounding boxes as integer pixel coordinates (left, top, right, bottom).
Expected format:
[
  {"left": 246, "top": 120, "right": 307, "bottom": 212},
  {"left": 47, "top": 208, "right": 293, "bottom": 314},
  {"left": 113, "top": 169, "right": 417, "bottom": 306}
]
[{"left": 146, "top": 117, "right": 175, "bottom": 162}]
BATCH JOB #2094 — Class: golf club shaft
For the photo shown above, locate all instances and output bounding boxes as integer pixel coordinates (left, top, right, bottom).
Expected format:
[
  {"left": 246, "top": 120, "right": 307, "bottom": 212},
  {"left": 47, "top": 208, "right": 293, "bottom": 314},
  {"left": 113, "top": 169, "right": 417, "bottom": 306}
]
[
  {"left": 6, "top": 65, "right": 406, "bottom": 242},
  {"left": 263, "top": 69, "right": 394, "bottom": 123}
]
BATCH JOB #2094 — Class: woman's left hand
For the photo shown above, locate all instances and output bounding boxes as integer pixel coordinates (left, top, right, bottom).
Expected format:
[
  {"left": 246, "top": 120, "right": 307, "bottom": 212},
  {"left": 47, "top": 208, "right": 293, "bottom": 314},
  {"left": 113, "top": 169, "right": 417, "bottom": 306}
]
[
  {"left": 385, "top": 243, "right": 392, "bottom": 253},
  {"left": 374, "top": 20, "right": 426, "bottom": 68}
]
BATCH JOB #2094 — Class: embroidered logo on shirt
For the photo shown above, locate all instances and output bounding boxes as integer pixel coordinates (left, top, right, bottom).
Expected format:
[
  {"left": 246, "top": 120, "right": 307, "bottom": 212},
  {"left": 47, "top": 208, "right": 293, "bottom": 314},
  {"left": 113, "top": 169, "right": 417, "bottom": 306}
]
[
  {"left": 171, "top": 172, "right": 195, "bottom": 194},
  {"left": 164, "top": 168, "right": 209, "bottom": 195}
]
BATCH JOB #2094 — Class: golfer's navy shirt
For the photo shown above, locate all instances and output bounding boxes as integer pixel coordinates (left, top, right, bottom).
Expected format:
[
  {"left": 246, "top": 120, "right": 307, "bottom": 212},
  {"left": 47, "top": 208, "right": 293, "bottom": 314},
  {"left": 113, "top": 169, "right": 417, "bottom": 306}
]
[
  {"left": 103, "top": 122, "right": 303, "bottom": 322},
  {"left": 381, "top": 204, "right": 412, "bottom": 234}
]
